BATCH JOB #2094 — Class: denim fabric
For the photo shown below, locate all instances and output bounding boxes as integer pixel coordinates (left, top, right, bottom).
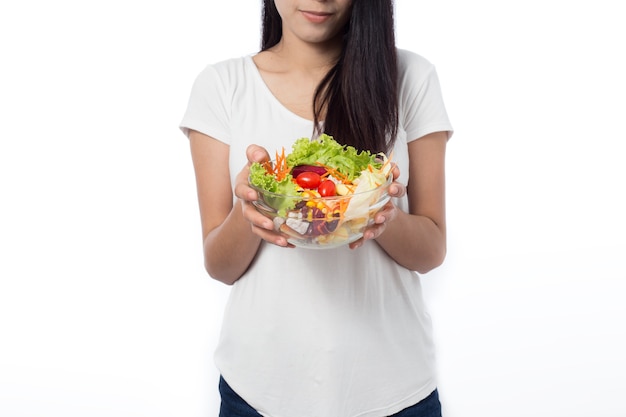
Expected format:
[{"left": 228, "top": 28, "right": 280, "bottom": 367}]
[
  {"left": 218, "top": 376, "right": 442, "bottom": 417},
  {"left": 219, "top": 377, "right": 263, "bottom": 417},
  {"left": 388, "top": 390, "right": 442, "bottom": 417}
]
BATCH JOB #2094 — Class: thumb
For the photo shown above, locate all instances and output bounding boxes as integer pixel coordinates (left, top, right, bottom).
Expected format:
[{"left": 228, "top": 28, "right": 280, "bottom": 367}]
[{"left": 246, "top": 144, "right": 271, "bottom": 164}]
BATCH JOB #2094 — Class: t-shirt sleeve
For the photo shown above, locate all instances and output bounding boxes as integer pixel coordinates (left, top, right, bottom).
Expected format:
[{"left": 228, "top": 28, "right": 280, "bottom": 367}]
[
  {"left": 179, "top": 64, "right": 231, "bottom": 144},
  {"left": 399, "top": 52, "right": 454, "bottom": 142}
]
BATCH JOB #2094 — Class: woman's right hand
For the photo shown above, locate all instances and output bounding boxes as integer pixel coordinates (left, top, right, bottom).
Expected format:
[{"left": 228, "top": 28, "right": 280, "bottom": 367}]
[{"left": 234, "top": 144, "right": 295, "bottom": 248}]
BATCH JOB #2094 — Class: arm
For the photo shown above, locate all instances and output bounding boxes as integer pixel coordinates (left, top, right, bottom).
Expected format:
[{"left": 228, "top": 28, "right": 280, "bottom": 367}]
[
  {"left": 355, "top": 131, "right": 448, "bottom": 274},
  {"left": 189, "top": 130, "right": 259, "bottom": 284},
  {"left": 189, "top": 131, "right": 291, "bottom": 285}
]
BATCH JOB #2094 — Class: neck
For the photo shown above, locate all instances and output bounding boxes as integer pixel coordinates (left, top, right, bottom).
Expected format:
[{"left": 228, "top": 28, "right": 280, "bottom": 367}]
[{"left": 269, "top": 34, "right": 342, "bottom": 75}]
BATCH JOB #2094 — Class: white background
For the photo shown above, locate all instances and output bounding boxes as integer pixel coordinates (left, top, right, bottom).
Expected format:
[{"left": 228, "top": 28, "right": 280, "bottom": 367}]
[{"left": 1, "top": 1, "right": 624, "bottom": 416}]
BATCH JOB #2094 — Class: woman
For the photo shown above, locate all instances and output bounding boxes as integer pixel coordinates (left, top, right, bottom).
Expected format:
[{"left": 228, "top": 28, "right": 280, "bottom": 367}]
[{"left": 180, "top": 1, "right": 453, "bottom": 416}]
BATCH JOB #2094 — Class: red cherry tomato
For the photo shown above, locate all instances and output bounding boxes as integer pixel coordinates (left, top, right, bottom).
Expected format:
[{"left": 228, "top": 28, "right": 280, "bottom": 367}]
[
  {"left": 318, "top": 179, "right": 336, "bottom": 197},
  {"left": 296, "top": 171, "right": 321, "bottom": 189}
]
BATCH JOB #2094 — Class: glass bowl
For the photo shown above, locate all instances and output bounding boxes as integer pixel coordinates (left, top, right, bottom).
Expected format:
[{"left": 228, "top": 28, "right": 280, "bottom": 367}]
[{"left": 249, "top": 174, "right": 393, "bottom": 249}]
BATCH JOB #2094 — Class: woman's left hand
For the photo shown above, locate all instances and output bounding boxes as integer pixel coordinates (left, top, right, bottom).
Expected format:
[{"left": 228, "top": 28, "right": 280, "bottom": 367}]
[{"left": 349, "top": 164, "right": 406, "bottom": 249}]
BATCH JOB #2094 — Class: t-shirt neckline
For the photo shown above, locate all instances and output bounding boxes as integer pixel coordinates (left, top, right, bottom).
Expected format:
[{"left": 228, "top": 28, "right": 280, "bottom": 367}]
[{"left": 244, "top": 55, "right": 318, "bottom": 125}]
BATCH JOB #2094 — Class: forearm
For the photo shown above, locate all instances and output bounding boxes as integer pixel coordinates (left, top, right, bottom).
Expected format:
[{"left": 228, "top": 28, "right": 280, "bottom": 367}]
[
  {"left": 203, "top": 200, "right": 262, "bottom": 285},
  {"left": 375, "top": 210, "right": 446, "bottom": 274}
]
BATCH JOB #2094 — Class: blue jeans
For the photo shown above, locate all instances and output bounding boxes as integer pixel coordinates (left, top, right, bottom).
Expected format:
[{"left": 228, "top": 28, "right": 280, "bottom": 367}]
[
  {"left": 218, "top": 377, "right": 262, "bottom": 417},
  {"left": 389, "top": 389, "right": 442, "bottom": 417},
  {"left": 218, "top": 376, "right": 442, "bottom": 417}
]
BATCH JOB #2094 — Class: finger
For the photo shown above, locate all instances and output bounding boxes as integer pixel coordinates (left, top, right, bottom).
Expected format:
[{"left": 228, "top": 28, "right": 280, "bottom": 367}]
[
  {"left": 235, "top": 160, "right": 260, "bottom": 200},
  {"left": 375, "top": 202, "right": 397, "bottom": 224},
  {"left": 388, "top": 182, "right": 406, "bottom": 198},
  {"left": 234, "top": 181, "right": 258, "bottom": 201},
  {"left": 373, "top": 211, "right": 388, "bottom": 225},
  {"left": 250, "top": 223, "right": 296, "bottom": 248},
  {"left": 364, "top": 223, "right": 385, "bottom": 240},
  {"left": 349, "top": 237, "right": 364, "bottom": 250},
  {"left": 246, "top": 144, "right": 271, "bottom": 164},
  {"left": 391, "top": 163, "right": 401, "bottom": 180},
  {"left": 242, "top": 201, "right": 274, "bottom": 230},
  {"left": 350, "top": 217, "right": 387, "bottom": 249}
]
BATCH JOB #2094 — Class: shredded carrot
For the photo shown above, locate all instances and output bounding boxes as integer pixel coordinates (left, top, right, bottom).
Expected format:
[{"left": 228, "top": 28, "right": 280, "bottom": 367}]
[
  {"left": 337, "top": 198, "right": 350, "bottom": 219},
  {"left": 270, "top": 147, "right": 290, "bottom": 181},
  {"left": 315, "top": 162, "right": 352, "bottom": 184}
]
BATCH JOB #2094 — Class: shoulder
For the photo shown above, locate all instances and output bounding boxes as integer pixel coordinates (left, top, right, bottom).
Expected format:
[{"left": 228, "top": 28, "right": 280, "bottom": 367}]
[
  {"left": 396, "top": 48, "right": 437, "bottom": 79},
  {"left": 395, "top": 49, "right": 453, "bottom": 141},
  {"left": 195, "top": 55, "right": 253, "bottom": 84},
  {"left": 186, "top": 54, "right": 260, "bottom": 105}
]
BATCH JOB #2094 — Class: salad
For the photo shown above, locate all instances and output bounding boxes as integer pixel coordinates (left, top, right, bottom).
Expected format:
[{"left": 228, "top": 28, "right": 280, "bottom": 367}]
[{"left": 249, "top": 134, "right": 393, "bottom": 247}]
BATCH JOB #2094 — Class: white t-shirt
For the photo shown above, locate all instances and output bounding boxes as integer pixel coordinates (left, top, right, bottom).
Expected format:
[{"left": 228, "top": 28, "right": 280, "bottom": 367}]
[{"left": 180, "top": 49, "right": 453, "bottom": 417}]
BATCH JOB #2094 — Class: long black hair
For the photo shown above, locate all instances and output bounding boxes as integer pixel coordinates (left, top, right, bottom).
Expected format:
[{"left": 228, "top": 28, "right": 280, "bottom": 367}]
[{"left": 261, "top": 0, "right": 398, "bottom": 154}]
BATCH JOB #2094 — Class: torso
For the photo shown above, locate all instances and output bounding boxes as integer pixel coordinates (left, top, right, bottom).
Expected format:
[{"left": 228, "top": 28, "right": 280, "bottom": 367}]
[{"left": 179, "top": 49, "right": 454, "bottom": 416}]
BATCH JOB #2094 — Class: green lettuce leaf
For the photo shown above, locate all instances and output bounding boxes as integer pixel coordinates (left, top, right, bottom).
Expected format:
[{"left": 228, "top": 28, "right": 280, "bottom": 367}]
[
  {"left": 286, "top": 134, "right": 380, "bottom": 181},
  {"left": 249, "top": 162, "right": 299, "bottom": 215}
]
